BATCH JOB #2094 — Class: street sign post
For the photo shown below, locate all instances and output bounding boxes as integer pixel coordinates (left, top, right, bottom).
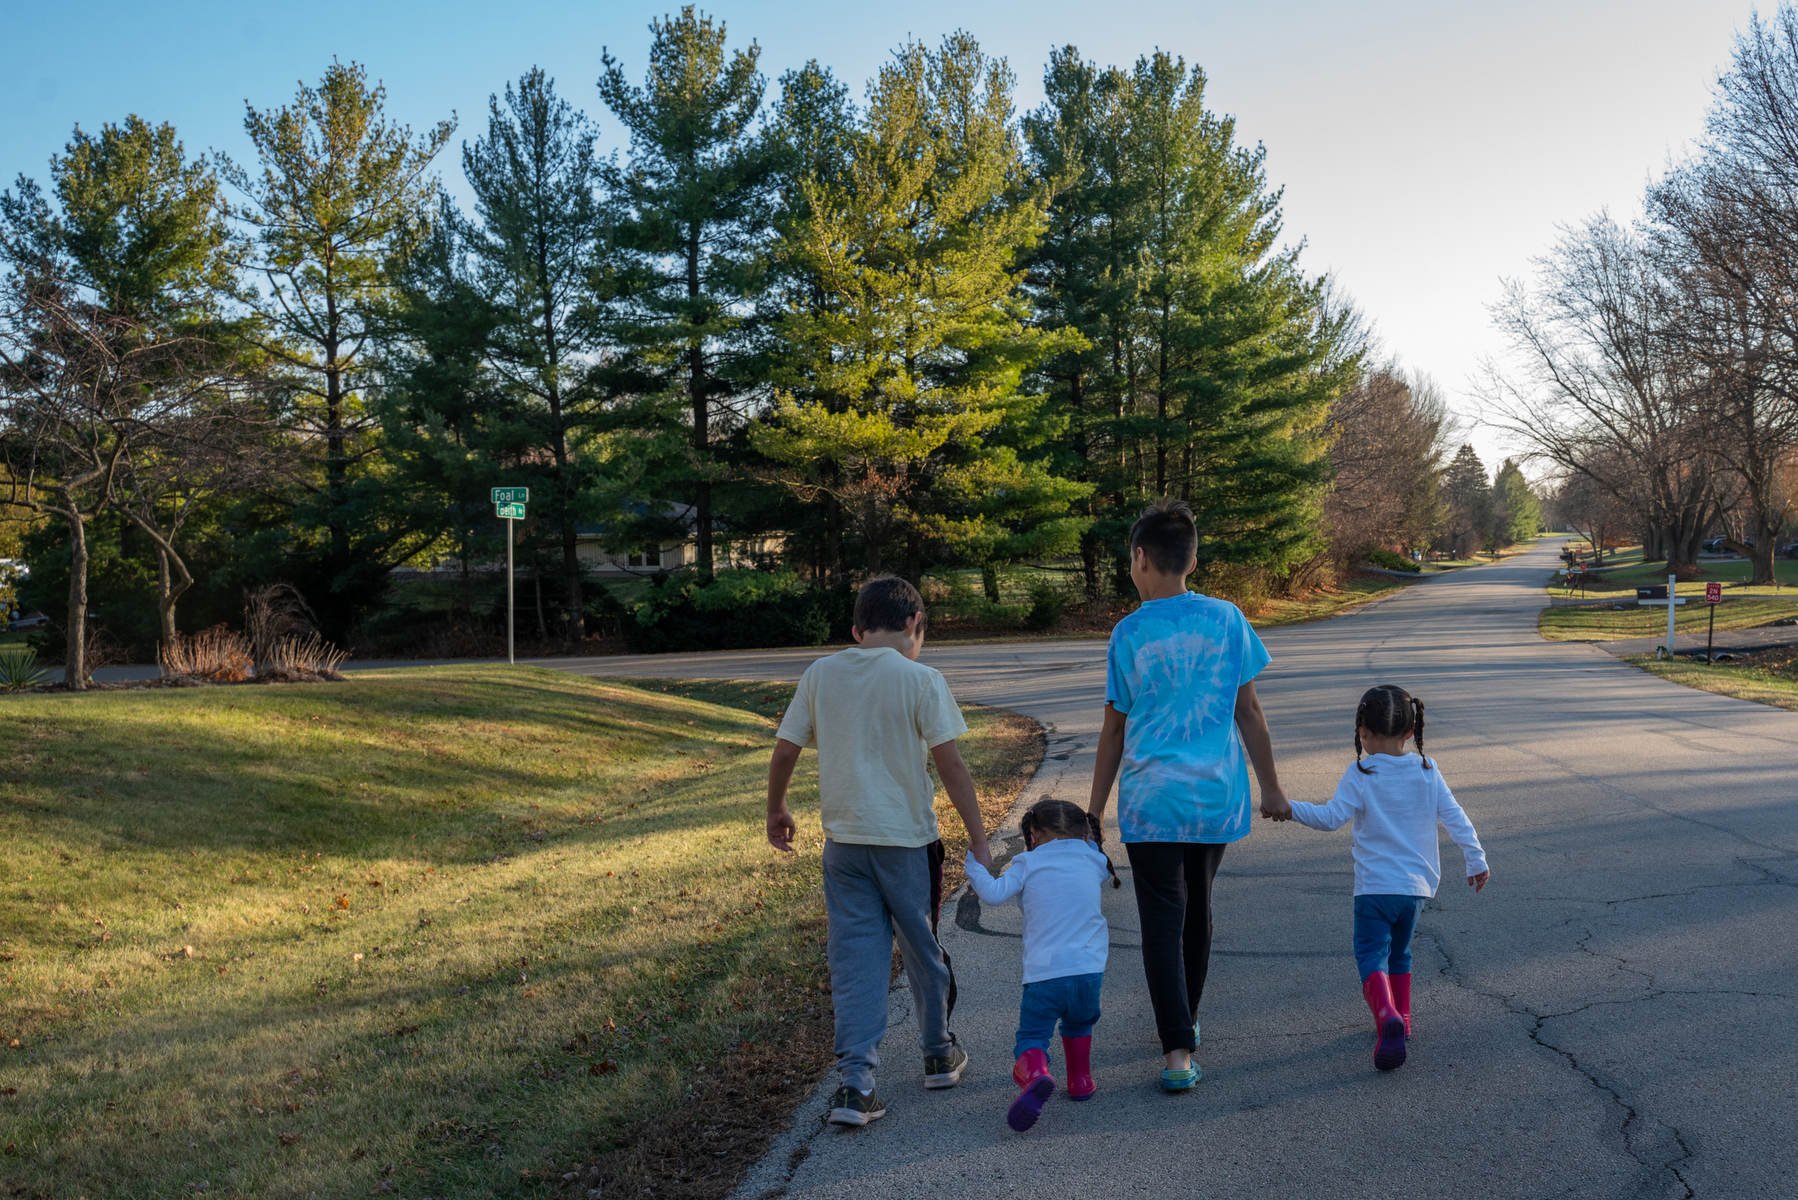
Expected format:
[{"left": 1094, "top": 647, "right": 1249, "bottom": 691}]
[
  {"left": 1705, "top": 581, "right": 1723, "bottom": 662},
  {"left": 493, "top": 488, "right": 528, "bottom": 665}
]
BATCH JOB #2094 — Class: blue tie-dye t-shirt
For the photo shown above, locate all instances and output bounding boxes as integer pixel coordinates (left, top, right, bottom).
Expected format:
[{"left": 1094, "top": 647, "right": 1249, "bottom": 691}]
[{"left": 1105, "top": 591, "right": 1271, "bottom": 844}]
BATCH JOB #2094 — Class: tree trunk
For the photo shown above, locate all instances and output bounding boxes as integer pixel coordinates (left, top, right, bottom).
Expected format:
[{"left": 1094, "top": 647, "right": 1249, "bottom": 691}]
[
  {"left": 981, "top": 563, "right": 1001, "bottom": 604},
  {"left": 157, "top": 549, "right": 178, "bottom": 657},
  {"left": 824, "top": 494, "right": 844, "bottom": 586},
  {"left": 538, "top": 237, "right": 584, "bottom": 645},
  {"left": 687, "top": 223, "right": 714, "bottom": 579},
  {"left": 533, "top": 561, "right": 547, "bottom": 641},
  {"left": 64, "top": 509, "right": 89, "bottom": 690},
  {"left": 324, "top": 288, "right": 350, "bottom": 574}
]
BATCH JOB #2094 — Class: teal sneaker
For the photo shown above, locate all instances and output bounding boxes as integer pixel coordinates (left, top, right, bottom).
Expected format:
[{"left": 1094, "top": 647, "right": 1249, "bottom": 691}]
[{"left": 1159, "top": 1063, "right": 1202, "bottom": 1092}]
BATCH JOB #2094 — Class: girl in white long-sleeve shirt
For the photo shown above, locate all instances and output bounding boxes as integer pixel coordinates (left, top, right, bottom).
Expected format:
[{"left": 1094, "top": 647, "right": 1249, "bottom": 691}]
[
  {"left": 1276, "top": 685, "right": 1490, "bottom": 1072},
  {"left": 964, "top": 798, "right": 1120, "bottom": 1131}
]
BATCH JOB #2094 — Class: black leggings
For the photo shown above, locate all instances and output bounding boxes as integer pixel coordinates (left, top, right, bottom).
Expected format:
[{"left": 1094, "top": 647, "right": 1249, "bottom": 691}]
[{"left": 1125, "top": 841, "right": 1227, "bottom": 1054}]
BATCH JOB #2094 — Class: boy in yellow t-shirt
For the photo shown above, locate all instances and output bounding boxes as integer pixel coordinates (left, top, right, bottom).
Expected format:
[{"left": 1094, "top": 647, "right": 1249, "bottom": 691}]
[{"left": 766, "top": 576, "right": 994, "bottom": 1127}]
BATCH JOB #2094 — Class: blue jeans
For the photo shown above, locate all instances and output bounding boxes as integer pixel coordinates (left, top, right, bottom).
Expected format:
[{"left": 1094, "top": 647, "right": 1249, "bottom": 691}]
[
  {"left": 1015, "top": 972, "right": 1104, "bottom": 1059},
  {"left": 1353, "top": 894, "right": 1424, "bottom": 980}
]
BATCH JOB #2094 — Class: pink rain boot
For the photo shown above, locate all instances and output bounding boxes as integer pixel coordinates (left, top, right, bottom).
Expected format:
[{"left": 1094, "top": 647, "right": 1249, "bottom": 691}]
[
  {"left": 1390, "top": 973, "right": 1413, "bottom": 1038},
  {"left": 1362, "top": 972, "right": 1408, "bottom": 1071},
  {"left": 1062, "top": 1036, "right": 1095, "bottom": 1101},
  {"left": 1008, "top": 1048, "right": 1055, "bottom": 1131}
]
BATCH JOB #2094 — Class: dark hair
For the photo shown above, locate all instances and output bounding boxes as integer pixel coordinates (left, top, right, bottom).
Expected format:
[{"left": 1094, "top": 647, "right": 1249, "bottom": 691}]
[
  {"left": 1020, "top": 797, "right": 1122, "bottom": 888},
  {"left": 853, "top": 575, "right": 924, "bottom": 634},
  {"left": 1129, "top": 499, "right": 1198, "bottom": 577},
  {"left": 1354, "top": 684, "right": 1431, "bottom": 774}
]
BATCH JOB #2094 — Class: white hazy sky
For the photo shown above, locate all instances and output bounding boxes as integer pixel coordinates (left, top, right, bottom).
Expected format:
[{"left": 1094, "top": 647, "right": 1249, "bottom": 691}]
[{"left": 3, "top": 0, "right": 1768, "bottom": 471}]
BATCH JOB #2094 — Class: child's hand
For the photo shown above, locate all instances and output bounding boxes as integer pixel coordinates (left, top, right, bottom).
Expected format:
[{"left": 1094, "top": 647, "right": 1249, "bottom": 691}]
[
  {"left": 767, "top": 806, "right": 797, "bottom": 854},
  {"left": 1468, "top": 870, "right": 1490, "bottom": 892}
]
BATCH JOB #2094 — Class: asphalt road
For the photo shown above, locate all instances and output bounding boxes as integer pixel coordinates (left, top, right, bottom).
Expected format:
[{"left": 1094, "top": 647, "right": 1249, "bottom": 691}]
[{"left": 569, "top": 541, "right": 1798, "bottom": 1200}]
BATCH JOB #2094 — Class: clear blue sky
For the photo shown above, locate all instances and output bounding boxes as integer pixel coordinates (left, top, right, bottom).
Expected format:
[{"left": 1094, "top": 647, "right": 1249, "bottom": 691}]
[{"left": 1, "top": 0, "right": 1765, "bottom": 470}]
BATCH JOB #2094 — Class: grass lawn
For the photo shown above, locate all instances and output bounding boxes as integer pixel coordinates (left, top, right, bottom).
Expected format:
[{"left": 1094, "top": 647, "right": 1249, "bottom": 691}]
[
  {"left": 1632, "top": 647, "right": 1798, "bottom": 712},
  {"left": 1553, "top": 546, "right": 1798, "bottom": 596},
  {"left": 1249, "top": 574, "right": 1410, "bottom": 626},
  {"left": 0, "top": 666, "right": 1043, "bottom": 1200},
  {"left": 1539, "top": 596, "right": 1798, "bottom": 641}
]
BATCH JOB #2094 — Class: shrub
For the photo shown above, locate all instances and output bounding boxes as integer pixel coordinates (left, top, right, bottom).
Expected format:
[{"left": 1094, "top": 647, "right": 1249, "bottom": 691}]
[
  {"left": 626, "top": 570, "right": 830, "bottom": 653},
  {"left": 0, "top": 645, "right": 48, "bottom": 691},
  {"left": 1365, "top": 548, "right": 1423, "bottom": 573},
  {"left": 1025, "top": 580, "right": 1075, "bottom": 630}
]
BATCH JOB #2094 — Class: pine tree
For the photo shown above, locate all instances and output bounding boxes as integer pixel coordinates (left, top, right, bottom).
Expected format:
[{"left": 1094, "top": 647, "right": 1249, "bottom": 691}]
[
  {"left": 752, "top": 61, "right": 858, "bottom": 582},
  {"left": 1024, "top": 47, "right": 1138, "bottom": 595},
  {"left": 1440, "top": 443, "right": 1492, "bottom": 557},
  {"left": 461, "top": 68, "right": 606, "bottom": 642},
  {"left": 1491, "top": 459, "right": 1541, "bottom": 549},
  {"left": 1027, "top": 47, "right": 1356, "bottom": 589},
  {"left": 378, "top": 199, "right": 506, "bottom": 625},
  {"left": 753, "top": 34, "right": 1086, "bottom": 578},
  {"left": 222, "top": 61, "right": 453, "bottom": 636},
  {"left": 598, "top": 6, "right": 773, "bottom": 578}
]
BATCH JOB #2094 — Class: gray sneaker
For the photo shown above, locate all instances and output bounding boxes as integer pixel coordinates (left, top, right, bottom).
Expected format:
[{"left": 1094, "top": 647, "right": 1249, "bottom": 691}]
[
  {"left": 923, "top": 1038, "right": 969, "bottom": 1089},
  {"left": 826, "top": 1086, "right": 887, "bottom": 1127}
]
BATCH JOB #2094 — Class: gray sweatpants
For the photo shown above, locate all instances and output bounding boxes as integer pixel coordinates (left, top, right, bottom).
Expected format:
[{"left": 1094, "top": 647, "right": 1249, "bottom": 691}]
[{"left": 822, "top": 839, "right": 956, "bottom": 1093}]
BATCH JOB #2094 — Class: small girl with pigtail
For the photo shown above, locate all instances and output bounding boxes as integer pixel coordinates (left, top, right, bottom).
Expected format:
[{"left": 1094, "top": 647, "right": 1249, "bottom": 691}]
[
  {"left": 1273, "top": 685, "right": 1490, "bottom": 1072},
  {"left": 964, "top": 797, "right": 1120, "bottom": 1131}
]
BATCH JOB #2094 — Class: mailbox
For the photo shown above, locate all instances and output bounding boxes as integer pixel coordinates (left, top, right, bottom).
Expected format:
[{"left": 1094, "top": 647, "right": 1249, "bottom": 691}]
[{"left": 1636, "top": 585, "right": 1668, "bottom": 600}]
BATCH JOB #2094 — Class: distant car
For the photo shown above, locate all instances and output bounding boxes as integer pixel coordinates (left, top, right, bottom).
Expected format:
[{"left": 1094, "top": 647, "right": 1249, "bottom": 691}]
[
  {"left": 1702, "top": 536, "right": 1726, "bottom": 553},
  {"left": 1782, "top": 541, "right": 1798, "bottom": 560},
  {"left": 6, "top": 612, "right": 48, "bottom": 632}
]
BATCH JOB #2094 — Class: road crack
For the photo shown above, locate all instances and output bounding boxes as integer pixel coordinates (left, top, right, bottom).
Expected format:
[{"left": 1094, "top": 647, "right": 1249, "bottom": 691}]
[{"left": 1423, "top": 923, "right": 1696, "bottom": 1200}]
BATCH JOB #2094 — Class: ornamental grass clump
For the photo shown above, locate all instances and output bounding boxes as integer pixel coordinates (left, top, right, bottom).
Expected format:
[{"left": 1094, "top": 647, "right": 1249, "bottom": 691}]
[
  {"left": 158, "top": 626, "right": 253, "bottom": 682},
  {"left": 258, "top": 632, "right": 349, "bottom": 682}
]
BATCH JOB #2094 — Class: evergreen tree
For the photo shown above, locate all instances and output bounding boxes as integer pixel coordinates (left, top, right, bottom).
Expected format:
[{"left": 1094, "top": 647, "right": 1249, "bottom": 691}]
[
  {"left": 1024, "top": 48, "right": 1138, "bottom": 595},
  {"left": 598, "top": 6, "right": 773, "bottom": 578},
  {"left": 460, "top": 68, "right": 606, "bottom": 642},
  {"left": 753, "top": 34, "right": 1087, "bottom": 578},
  {"left": 1440, "top": 443, "right": 1492, "bottom": 557},
  {"left": 222, "top": 60, "right": 453, "bottom": 637},
  {"left": 1026, "top": 47, "right": 1356, "bottom": 589},
  {"left": 753, "top": 61, "right": 857, "bottom": 582},
  {"left": 1491, "top": 458, "right": 1541, "bottom": 549},
  {"left": 378, "top": 199, "right": 506, "bottom": 626}
]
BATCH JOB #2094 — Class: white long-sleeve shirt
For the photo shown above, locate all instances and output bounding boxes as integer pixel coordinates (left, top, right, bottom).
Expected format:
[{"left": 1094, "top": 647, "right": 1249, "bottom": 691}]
[
  {"left": 1288, "top": 754, "right": 1488, "bottom": 897},
  {"left": 963, "top": 838, "right": 1111, "bottom": 984}
]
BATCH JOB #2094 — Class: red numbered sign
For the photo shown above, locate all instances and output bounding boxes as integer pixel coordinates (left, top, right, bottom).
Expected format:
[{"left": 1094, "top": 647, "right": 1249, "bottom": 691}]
[{"left": 1705, "top": 582, "right": 1723, "bottom": 604}]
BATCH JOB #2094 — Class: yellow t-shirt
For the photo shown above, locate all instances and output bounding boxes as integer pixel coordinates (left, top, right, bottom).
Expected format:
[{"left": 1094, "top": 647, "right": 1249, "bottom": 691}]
[{"left": 775, "top": 646, "right": 969, "bottom": 847}]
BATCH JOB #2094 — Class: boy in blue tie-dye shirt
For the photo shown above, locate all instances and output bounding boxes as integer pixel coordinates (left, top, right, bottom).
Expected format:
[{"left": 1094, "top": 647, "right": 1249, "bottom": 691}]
[{"left": 1087, "top": 500, "right": 1291, "bottom": 1090}]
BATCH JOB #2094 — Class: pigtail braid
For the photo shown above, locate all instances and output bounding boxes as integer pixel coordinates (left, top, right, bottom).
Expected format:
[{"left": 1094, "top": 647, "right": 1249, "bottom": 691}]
[
  {"left": 1354, "top": 697, "right": 1373, "bottom": 773},
  {"left": 1412, "top": 697, "right": 1431, "bottom": 769},
  {"left": 1085, "top": 810, "right": 1123, "bottom": 889}
]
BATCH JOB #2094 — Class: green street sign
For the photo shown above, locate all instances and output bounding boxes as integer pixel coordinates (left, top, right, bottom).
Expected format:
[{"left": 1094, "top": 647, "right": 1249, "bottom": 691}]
[
  {"left": 495, "top": 502, "right": 526, "bottom": 519},
  {"left": 491, "top": 486, "right": 529, "bottom": 504}
]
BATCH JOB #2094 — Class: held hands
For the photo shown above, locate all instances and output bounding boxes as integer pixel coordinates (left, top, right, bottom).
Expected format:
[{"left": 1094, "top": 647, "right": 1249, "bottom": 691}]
[
  {"left": 1468, "top": 869, "right": 1490, "bottom": 892},
  {"left": 1259, "top": 788, "right": 1293, "bottom": 822},
  {"left": 767, "top": 805, "right": 797, "bottom": 854}
]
